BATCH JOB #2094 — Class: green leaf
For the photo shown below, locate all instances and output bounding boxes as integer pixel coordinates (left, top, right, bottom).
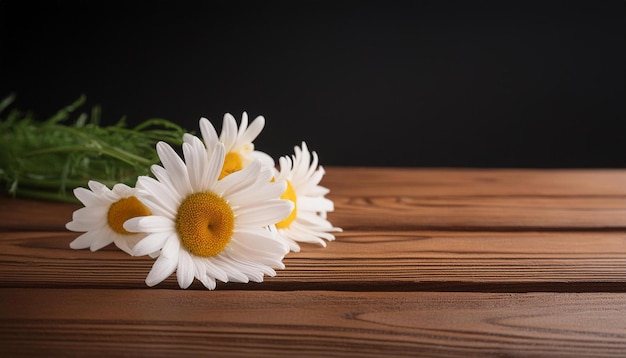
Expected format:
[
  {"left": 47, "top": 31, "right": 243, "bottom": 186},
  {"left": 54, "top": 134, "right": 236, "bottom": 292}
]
[{"left": 0, "top": 94, "right": 189, "bottom": 203}]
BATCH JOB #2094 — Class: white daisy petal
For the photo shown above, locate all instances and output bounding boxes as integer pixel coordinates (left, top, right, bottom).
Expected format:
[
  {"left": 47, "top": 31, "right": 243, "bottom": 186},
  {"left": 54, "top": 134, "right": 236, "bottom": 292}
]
[
  {"left": 137, "top": 196, "right": 174, "bottom": 220},
  {"left": 136, "top": 176, "right": 178, "bottom": 218},
  {"left": 183, "top": 139, "right": 209, "bottom": 192},
  {"left": 90, "top": 232, "right": 114, "bottom": 252},
  {"left": 298, "top": 211, "right": 342, "bottom": 230},
  {"left": 160, "top": 233, "right": 181, "bottom": 259},
  {"left": 206, "top": 142, "right": 225, "bottom": 190},
  {"left": 300, "top": 168, "right": 325, "bottom": 193},
  {"left": 124, "top": 215, "right": 174, "bottom": 233},
  {"left": 150, "top": 165, "right": 178, "bottom": 198},
  {"left": 192, "top": 134, "right": 212, "bottom": 190},
  {"left": 290, "top": 224, "right": 330, "bottom": 245},
  {"left": 145, "top": 255, "right": 178, "bottom": 287},
  {"left": 227, "top": 180, "right": 287, "bottom": 208},
  {"left": 203, "top": 258, "right": 229, "bottom": 283},
  {"left": 66, "top": 217, "right": 106, "bottom": 233},
  {"left": 133, "top": 231, "right": 172, "bottom": 257},
  {"left": 182, "top": 132, "right": 196, "bottom": 145},
  {"left": 227, "top": 255, "right": 275, "bottom": 281},
  {"left": 87, "top": 180, "right": 107, "bottom": 193},
  {"left": 227, "top": 160, "right": 274, "bottom": 196},
  {"left": 70, "top": 206, "right": 107, "bottom": 226},
  {"left": 232, "top": 228, "right": 289, "bottom": 256},
  {"left": 199, "top": 117, "right": 219, "bottom": 154},
  {"left": 228, "top": 240, "right": 287, "bottom": 269},
  {"left": 212, "top": 256, "right": 250, "bottom": 283},
  {"left": 195, "top": 261, "right": 217, "bottom": 290},
  {"left": 307, "top": 146, "right": 319, "bottom": 176},
  {"left": 251, "top": 150, "right": 275, "bottom": 168},
  {"left": 73, "top": 186, "right": 106, "bottom": 207},
  {"left": 235, "top": 111, "right": 249, "bottom": 142},
  {"left": 299, "top": 196, "right": 335, "bottom": 213},
  {"left": 307, "top": 184, "right": 331, "bottom": 197},
  {"left": 258, "top": 161, "right": 275, "bottom": 181},
  {"left": 111, "top": 183, "right": 134, "bottom": 197},
  {"left": 156, "top": 141, "right": 193, "bottom": 197},
  {"left": 239, "top": 114, "right": 264, "bottom": 144},
  {"left": 113, "top": 234, "right": 142, "bottom": 256},
  {"left": 176, "top": 251, "right": 195, "bottom": 289},
  {"left": 221, "top": 113, "right": 238, "bottom": 150},
  {"left": 236, "top": 200, "right": 294, "bottom": 227},
  {"left": 282, "top": 237, "right": 301, "bottom": 253},
  {"left": 69, "top": 230, "right": 102, "bottom": 250},
  {"left": 213, "top": 159, "right": 263, "bottom": 197}
]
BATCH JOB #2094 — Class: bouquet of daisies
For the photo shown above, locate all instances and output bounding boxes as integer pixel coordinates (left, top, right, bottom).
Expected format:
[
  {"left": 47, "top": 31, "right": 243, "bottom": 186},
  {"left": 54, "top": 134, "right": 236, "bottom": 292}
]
[
  {"left": 64, "top": 111, "right": 341, "bottom": 290},
  {"left": 1, "top": 95, "right": 341, "bottom": 289}
]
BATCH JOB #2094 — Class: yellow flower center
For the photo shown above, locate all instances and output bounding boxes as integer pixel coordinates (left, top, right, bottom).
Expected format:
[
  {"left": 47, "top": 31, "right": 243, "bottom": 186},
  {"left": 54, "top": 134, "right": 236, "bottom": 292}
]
[
  {"left": 107, "top": 196, "right": 152, "bottom": 235},
  {"left": 275, "top": 180, "right": 297, "bottom": 229},
  {"left": 219, "top": 151, "right": 243, "bottom": 179},
  {"left": 175, "top": 191, "right": 235, "bottom": 257}
]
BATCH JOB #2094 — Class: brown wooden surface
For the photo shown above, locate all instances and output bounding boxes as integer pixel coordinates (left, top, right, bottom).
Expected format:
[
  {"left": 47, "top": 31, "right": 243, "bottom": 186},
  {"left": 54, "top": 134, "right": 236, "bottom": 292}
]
[{"left": 1, "top": 167, "right": 626, "bottom": 357}]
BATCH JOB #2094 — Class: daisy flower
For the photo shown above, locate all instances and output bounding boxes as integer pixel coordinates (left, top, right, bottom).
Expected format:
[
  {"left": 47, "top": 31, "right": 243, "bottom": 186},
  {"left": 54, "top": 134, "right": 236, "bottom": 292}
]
[
  {"left": 124, "top": 134, "right": 293, "bottom": 289},
  {"left": 272, "top": 141, "right": 342, "bottom": 252},
  {"left": 186, "top": 112, "right": 274, "bottom": 180},
  {"left": 66, "top": 181, "right": 152, "bottom": 255}
]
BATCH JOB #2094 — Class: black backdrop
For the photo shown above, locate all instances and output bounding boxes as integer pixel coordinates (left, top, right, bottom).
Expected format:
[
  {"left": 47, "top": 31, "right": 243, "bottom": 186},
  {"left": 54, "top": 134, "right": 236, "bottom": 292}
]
[{"left": 1, "top": 0, "right": 624, "bottom": 168}]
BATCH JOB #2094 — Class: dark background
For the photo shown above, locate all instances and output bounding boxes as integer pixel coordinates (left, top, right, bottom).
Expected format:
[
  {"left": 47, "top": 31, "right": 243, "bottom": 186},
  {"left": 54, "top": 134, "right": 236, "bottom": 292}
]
[{"left": 1, "top": 0, "right": 624, "bottom": 168}]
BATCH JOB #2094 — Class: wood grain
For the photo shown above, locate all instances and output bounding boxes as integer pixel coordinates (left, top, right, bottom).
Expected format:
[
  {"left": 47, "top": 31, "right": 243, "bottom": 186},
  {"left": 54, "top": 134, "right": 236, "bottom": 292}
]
[
  {"left": 3, "top": 194, "right": 626, "bottom": 232},
  {"left": 4, "top": 168, "right": 626, "bottom": 232},
  {"left": 1, "top": 168, "right": 626, "bottom": 357},
  {"left": 322, "top": 168, "right": 626, "bottom": 196},
  {"left": 1, "top": 230, "right": 625, "bottom": 291},
  {"left": 1, "top": 289, "right": 625, "bottom": 358},
  {"left": 0, "top": 196, "right": 79, "bottom": 232},
  {"left": 332, "top": 195, "right": 626, "bottom": 230}
]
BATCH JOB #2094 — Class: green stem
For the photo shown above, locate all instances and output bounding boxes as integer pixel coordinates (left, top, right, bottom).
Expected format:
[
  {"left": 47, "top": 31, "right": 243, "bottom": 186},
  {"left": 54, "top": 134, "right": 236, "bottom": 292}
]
[
  {"left": 108, "top": 146, "right": 155, "bottom": 165},
  {"left": 16, "top": 177, "right": 93, "bottom": 189},
  {"left": 23, "top": 145, "right": 153, "bottom": 166},
  {"left": 40, "top": 124, "right": 155, "bottom": 164}
]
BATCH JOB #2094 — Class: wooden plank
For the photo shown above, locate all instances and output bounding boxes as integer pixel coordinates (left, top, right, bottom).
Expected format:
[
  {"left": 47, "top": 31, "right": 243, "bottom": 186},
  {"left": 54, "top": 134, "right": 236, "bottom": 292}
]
[
  {"left": 0, "top": 196, "right": 79, "bottom": 232},
  {"left": 1, "top": 230, "right": 624, "bottom": 290},
  {"left": 3, "top": 168, "right": 626, "bottom": 232},
  {"left": 331, "top": 195, "right": 626, "bottom": 230},
  {"left": 0, "top": 168, "right": 626, "bottom": 231},
  {"left": 323, "top": 168, "right": 626, "bottom": 196},
  {"left": 1, "top": 288, "right": 624, "bottom": 358},
  {"left": 324, "top": 168, "right": 626, "bottom": 230},
  {"left": 1, "top": 169, "right": 625, "bottom": 357},
  {"left": 2, "top": 194, "right": 625, "bottom": 231}
]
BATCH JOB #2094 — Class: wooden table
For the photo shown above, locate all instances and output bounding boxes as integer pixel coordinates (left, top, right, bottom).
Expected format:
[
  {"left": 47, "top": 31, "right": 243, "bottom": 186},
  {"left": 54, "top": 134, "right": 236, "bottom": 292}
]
[{"left": 1, "top": 168, "right": 625, "bottom": 357}]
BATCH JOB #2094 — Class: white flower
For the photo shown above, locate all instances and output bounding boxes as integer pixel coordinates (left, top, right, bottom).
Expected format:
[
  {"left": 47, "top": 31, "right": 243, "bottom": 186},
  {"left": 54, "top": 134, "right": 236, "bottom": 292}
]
[
  {"left": 66, "top": 181, "right": 151, "bottom": 255},
  {"left": 186, "top": 112, "right": 274, "bottom": 180},
  {"left": 272, "top": 141, "right": 342, "bottom": 252},
  {"left": 124, "top": 134, "right": 293, "bottom": 289}
]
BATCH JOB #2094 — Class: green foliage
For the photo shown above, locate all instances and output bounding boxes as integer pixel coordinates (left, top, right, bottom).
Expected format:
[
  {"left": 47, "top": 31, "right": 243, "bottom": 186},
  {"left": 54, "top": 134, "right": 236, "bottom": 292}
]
[{"left": 0, "top": 93, "right": 188, "bottom": 203}]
